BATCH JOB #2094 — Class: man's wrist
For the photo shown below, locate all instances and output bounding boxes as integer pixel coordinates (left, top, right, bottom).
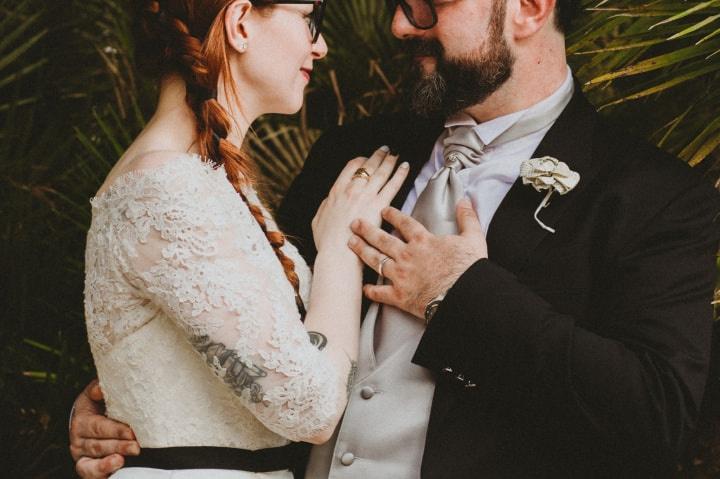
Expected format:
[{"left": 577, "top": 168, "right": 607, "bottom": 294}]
[{"left": 424, "top": 291, "right": 447, "bottom": 325}]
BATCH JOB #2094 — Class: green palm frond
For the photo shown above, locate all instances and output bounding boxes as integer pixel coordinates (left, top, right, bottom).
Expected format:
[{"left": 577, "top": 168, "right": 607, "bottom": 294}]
[
  {"left": 247, "top": 115, "right": 321, "bottom": 207},
  {"left": 0, "top": 0, "right": 48, "bottom": 112},
  {"left": 570, "top": 0, "right": 720, "bottom": 166},
  {"left": 309, "top": 0, "right": 403, "bottom": 126}
]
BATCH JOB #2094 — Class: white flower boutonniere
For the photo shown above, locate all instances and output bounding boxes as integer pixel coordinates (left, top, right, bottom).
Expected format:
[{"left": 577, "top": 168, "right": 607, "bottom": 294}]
[{"left": 519, "top": 156, "right": 580, "bottom": 234}]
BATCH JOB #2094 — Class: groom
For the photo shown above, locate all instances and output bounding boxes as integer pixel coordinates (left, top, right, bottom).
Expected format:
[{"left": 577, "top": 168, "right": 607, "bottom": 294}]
[{"left": 71, "top": 0, "right": 719, "bottom": 477}]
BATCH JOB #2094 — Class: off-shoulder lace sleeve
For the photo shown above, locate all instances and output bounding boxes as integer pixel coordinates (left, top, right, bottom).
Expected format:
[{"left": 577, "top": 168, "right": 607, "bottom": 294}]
[{"left": 114, "top": 159, "right": 342, "bottom": 442}]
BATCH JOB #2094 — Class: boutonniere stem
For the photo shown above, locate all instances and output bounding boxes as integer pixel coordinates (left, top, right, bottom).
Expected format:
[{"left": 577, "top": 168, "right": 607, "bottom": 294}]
[{"left": 519, "top": 156, "right": 580, "bottom": 234}]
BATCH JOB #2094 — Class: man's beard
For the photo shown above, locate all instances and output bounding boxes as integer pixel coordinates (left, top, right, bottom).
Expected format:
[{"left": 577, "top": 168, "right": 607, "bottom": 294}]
[{"left": 404, "top": 2, "right": 515, "bottom": 117}]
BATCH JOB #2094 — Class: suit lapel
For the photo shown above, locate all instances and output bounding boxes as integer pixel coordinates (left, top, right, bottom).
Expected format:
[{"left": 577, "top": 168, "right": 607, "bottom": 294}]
[{"left": 486, "top": 87, "right": 601, "bottom": 274}]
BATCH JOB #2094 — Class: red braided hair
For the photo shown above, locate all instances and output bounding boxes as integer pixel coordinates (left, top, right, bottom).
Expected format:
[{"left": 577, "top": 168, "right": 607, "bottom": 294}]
[{"left": 137, "top": 0, "right": 305, "bottom": 316}]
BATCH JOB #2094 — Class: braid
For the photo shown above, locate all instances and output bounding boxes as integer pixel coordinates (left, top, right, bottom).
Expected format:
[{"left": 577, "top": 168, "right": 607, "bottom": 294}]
[
  {"left": 239, "top": 191, "right": 306, "bottom": 317},
  {"left": 143, "top": 1, "right": 306, "bottom": 318}
]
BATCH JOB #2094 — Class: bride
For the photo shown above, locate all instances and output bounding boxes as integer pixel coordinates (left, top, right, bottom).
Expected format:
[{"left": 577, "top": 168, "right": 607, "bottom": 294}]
[{"left": 80, "top": 0, "right": 407, "bottom": 477}]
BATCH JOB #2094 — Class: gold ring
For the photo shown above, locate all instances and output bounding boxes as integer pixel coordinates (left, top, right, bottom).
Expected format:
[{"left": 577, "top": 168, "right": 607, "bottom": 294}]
[
  {"left": 352, "top": 167, "right": 371, "bottom": 181},
  {"left": 378, "top": 256, "right": 392, "bottom": 278}
]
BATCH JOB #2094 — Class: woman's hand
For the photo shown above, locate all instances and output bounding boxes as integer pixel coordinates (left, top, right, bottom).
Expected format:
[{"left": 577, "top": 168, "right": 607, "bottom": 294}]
[{"left": 312, "top": 146, "right": 409, "bottom": 252}]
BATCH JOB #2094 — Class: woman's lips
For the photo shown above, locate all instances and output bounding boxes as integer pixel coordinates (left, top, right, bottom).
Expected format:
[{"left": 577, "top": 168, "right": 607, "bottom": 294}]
[{"left": 301, "top": 68, "right": 312, "bottom": 81}]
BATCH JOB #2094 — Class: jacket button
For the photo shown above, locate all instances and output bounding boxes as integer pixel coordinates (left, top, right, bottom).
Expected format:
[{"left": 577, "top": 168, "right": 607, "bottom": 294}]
[
  {"left": 441, "top": 367, "right": 453, "bottom": 374},
  {"left": 360, "top": 386, "right": 375, "bottom": 399},
  {"left": 340, "top": 452, "right": 355, "bottom": 466}
]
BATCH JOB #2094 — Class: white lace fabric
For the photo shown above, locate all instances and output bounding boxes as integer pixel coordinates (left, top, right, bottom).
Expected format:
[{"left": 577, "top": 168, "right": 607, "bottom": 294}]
[{"left": 84, "top": 153, "right": 341, "bottom": 449}]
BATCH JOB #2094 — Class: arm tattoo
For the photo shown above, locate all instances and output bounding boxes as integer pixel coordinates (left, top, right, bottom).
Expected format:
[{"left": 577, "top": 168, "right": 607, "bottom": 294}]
[
  {"left": 307, "top": 331, "right": 328, "bottom": 351},
  {"left": 346, "top": 360, "right": 358, "bottom": 399},
  {"left": 191, "top": 335, "right": 267, "bottom": 404}
]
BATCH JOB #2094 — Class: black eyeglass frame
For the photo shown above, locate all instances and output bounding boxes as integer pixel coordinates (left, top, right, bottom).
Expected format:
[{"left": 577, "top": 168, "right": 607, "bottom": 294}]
[
  {"left": 268, "top": 0, "right": 327, "bottom": 43},
  {"left": 385, "top": 0, "right": 438, "bottom": 30}
]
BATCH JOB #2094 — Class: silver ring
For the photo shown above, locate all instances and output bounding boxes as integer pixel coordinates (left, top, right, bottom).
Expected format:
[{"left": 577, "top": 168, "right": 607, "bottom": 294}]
[{"left": 378, "top": 256, "right": 392, "bottom": 278}]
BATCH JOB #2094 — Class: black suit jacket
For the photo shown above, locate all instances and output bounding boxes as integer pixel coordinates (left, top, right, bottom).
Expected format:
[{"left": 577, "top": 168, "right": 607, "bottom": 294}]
[{"left": 277, "top": 89, "right": 719, "bottom": 478}]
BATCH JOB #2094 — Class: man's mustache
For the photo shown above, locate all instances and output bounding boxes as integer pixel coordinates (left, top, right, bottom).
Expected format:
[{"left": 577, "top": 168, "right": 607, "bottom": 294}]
[{"left": 402, "top": 38, "right": 444, "bottom": 59}]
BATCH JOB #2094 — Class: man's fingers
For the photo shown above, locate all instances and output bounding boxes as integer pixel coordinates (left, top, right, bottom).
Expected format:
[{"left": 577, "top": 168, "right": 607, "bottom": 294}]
[
  {"left": 74, "top": 380, "right": 105, "bottom": 416},
  {"left": 350, "top": 220, "right": 405, "bottom": 259},
  {"left": 87, "top": 380, "right": 105, "bottom": 402},
  {"left": 363, "top": 284, "right": 397, "bottom": 306},
  {"left": 348, "top": 234, "right": 397, "bottom": 279},
  {"left": 74, "top": 414, "right": 135, "bottom": 441},
  {"left": 76, "top": 454, "right": 124, "bottom": 479},
  {"left": 76, "top": 438, "right": 140, "bottom": 459},
  {"left": 382, "top": 207, "right": 427, "bottom": 242},
  {"left": 456, "top": 197, "right": 483, "bottom": 237}
]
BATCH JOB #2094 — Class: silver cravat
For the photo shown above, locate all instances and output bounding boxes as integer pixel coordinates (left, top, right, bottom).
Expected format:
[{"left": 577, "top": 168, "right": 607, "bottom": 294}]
[
  {"left": 410, "top": 87, "right": 573, "bottom": 236},
  {"left": 411, "top": 126, "right": 485, "bottom": 235}
]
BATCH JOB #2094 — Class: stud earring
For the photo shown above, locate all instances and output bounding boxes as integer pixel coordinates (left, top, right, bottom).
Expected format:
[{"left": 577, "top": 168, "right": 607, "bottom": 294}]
[{"left": 239, "top": 41, "right": 248, "bottom": 52}]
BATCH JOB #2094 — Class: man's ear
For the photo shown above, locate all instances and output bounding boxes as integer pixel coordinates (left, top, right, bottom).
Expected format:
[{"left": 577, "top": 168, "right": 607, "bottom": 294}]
[
  {"left": 225, "top": 0, "right": 253, "bottom": 53},
  {"left": 510, "top": 0, "right": 557, "bottom": 40}
]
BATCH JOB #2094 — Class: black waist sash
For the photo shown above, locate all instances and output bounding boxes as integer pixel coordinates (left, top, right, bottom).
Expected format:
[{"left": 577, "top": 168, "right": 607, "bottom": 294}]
[{"left": 123, "top": 442, "right": 311, "bottom": 472}]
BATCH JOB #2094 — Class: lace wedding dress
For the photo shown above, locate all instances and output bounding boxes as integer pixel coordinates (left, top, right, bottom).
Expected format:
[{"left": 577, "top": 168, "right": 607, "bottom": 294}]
[{"left": 84, "top": 153, "right": 342, "bottom": 478}]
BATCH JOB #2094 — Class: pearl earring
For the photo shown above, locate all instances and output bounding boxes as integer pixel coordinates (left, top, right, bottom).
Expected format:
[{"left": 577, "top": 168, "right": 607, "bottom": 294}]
[{"left": 239, "top": 41, "right": 248, "bottom": 52}]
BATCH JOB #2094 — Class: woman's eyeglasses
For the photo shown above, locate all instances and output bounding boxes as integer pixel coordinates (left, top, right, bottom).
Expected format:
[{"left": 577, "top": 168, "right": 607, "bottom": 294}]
[
  {"left": 269, "top": 1, "right": 327, "bottom": 43},
  {"left": 385, "top": 0, "right": 438, "bottom": 30}
]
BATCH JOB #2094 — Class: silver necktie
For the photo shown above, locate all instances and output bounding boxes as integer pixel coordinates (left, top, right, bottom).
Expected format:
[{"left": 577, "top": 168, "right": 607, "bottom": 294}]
[
  {"left": 410, "top": 79, "right": 574, "bottom": 236},
  {"left": 411, "top": 126, "right": 485, "bottom": 235}
]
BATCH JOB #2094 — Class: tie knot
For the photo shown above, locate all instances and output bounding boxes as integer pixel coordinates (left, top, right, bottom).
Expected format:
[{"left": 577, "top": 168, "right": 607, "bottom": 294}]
[{"left": 443, "top": 126, "right": 485, "bottom": 169}]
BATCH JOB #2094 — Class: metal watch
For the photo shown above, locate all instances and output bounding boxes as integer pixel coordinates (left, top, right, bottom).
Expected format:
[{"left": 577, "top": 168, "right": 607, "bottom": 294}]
[{"left": 424, "top": 292, "right": 446, "bottom": 325}]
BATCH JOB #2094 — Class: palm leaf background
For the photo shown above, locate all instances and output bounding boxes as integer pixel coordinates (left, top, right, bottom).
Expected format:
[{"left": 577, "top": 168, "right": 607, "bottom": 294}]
[{"left": 1, "top": 0, "right": 718, "bottom": 476}]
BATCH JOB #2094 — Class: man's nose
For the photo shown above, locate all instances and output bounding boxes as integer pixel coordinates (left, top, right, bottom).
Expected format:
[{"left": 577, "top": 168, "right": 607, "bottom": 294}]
[{"left": 390, "top": 5, "right": 425, "bottom": 39}]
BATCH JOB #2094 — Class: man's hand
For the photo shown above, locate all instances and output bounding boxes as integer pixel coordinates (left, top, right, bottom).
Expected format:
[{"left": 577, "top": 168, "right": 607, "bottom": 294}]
[
  {"left": 348, "top": 198, "right": 487, "bottom": 319},
  {"left": 69, "top": 379, "right": 139, "bottom": 479}
]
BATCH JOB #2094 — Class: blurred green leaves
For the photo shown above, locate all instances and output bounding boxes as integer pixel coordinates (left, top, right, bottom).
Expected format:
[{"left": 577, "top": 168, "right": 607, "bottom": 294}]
[{"left": 570, "top": 0, "right": 720, "bottom": 167}]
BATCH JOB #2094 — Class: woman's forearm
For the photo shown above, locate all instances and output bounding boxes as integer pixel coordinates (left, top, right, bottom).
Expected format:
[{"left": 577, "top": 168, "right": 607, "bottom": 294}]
[{"left": 304, "top": 245, "right": 363, "bottom": 371}]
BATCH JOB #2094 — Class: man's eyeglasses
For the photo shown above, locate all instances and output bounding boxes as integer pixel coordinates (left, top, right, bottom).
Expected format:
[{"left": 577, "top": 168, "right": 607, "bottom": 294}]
[
  {"left": 269, "top": 1, "right": 327, "bottom": 43},
  {"left": 385, "top": 0, "right": 438, "bottom": 30}
]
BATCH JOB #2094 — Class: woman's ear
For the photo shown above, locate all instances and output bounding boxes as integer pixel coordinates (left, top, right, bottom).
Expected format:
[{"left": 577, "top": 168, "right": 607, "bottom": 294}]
[{"left": 225, "top": 0, "right": 253, "bottom": 53}]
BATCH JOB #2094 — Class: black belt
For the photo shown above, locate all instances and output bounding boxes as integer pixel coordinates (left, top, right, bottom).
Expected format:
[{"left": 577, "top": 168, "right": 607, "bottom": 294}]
[{"left": 123, "top": 442, "right": 311, "bottom": 473}]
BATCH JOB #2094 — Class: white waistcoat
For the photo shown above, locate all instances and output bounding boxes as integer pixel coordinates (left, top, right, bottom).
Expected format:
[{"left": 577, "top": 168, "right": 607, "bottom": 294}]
[{"left": 305, "top": 300, "right": 436, "bottom": 478}]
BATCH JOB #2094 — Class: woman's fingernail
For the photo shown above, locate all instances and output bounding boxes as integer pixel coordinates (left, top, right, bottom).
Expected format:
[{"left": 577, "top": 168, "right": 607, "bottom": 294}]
[
  {"left": 380, "top": 145, "right": 390, "bottom": 152},
  {"left": 399, "top": 162, "right": 409, "bottom": 169}
]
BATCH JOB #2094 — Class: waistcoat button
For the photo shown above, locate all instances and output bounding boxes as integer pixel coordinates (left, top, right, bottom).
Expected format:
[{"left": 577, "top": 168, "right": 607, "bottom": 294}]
[
  {"left": 340, "top": 452, "right": 355, "bottom": 466},
  {"left": 360, "top": 386, "right": 375, "bottom": 399}
]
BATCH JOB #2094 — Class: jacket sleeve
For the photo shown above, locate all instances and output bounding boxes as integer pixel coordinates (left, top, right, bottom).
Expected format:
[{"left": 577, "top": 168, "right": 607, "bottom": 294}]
[{"left": 413, "top": 177, "right": 719, "bottom": 462}]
